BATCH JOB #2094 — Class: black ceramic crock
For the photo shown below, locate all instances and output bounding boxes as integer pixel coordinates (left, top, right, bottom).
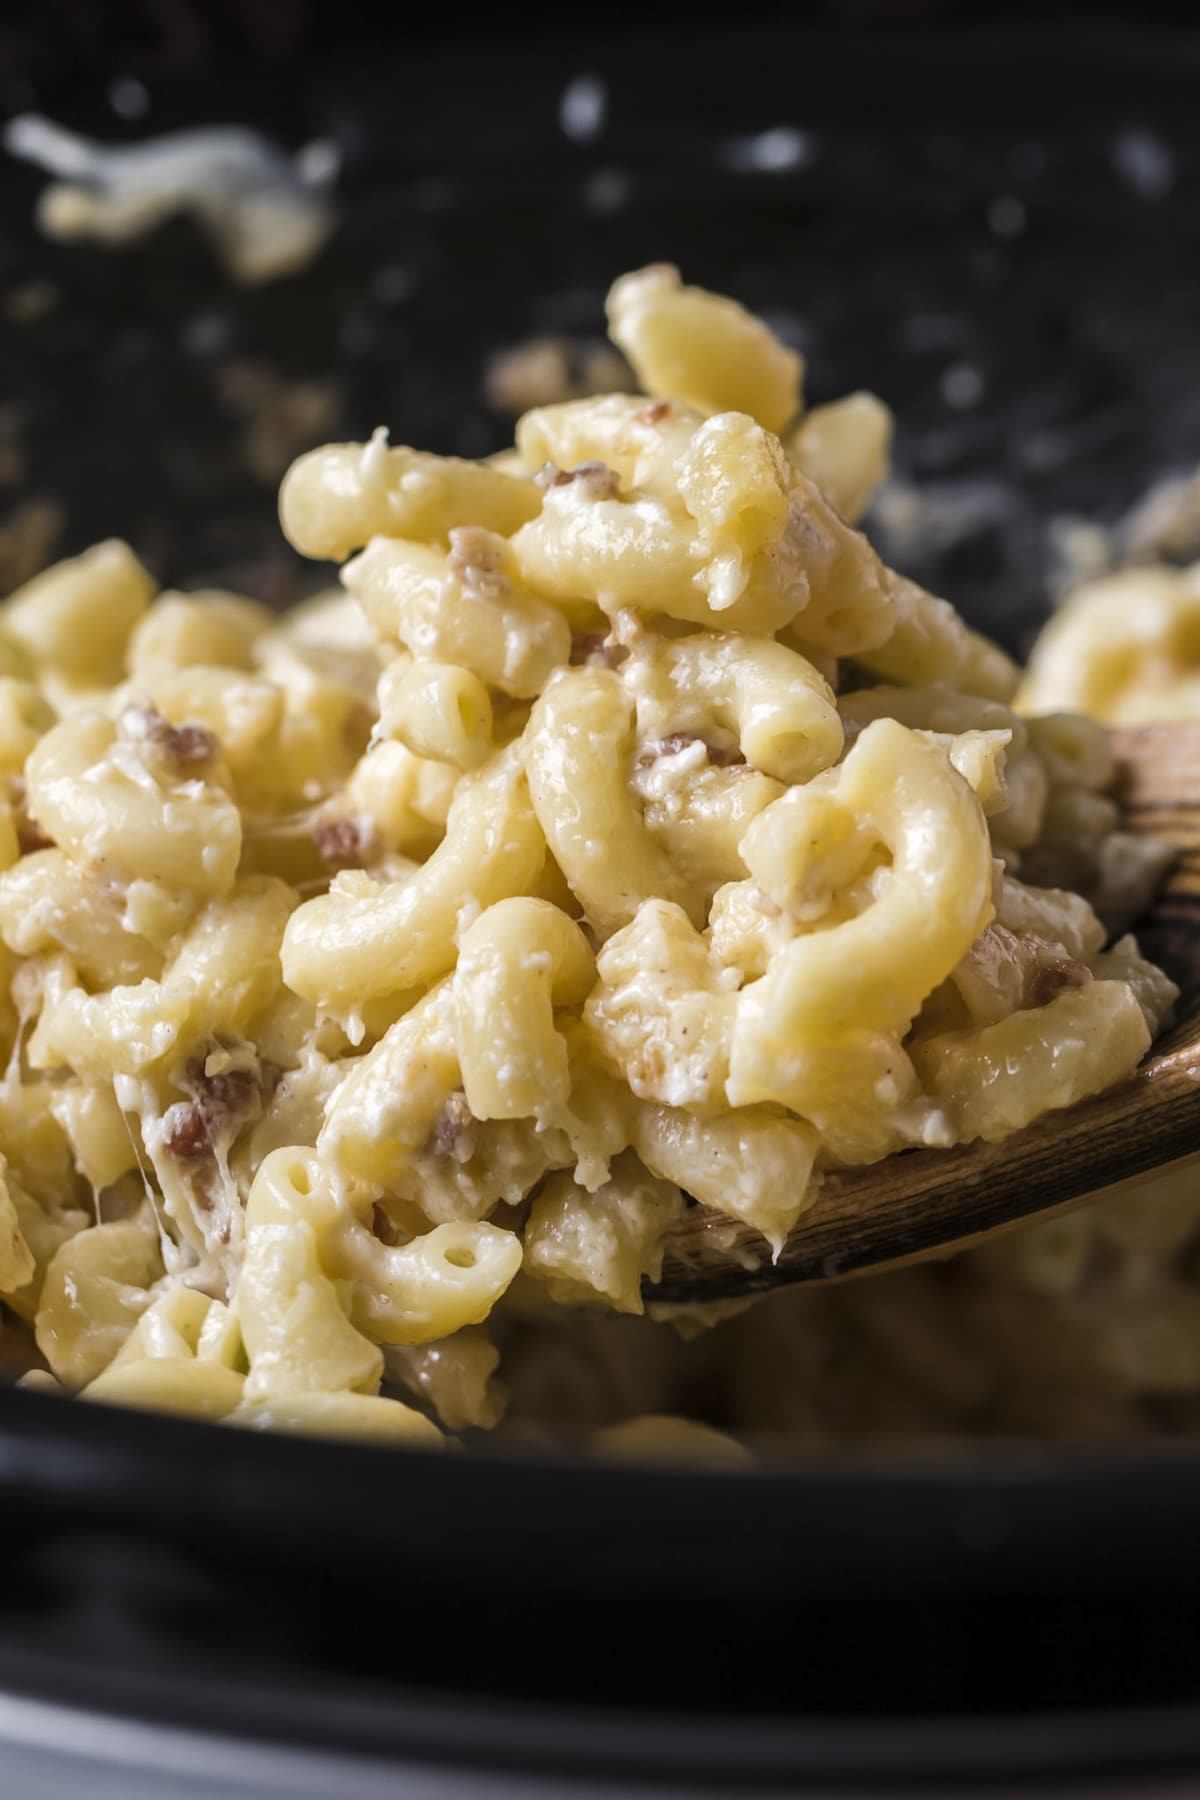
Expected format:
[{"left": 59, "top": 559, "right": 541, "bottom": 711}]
[{"left": 0, "top": 7, "right": 1198, "bottom": 1792}]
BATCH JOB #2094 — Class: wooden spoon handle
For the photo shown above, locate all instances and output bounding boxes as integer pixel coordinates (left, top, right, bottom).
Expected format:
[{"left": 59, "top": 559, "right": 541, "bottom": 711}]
[
  {"left": 1113, "top": 723, "right": 1200, "bottom": 834},
  {"left": 650, "top": 1038, "right": 1200, "bottom": 1306}
]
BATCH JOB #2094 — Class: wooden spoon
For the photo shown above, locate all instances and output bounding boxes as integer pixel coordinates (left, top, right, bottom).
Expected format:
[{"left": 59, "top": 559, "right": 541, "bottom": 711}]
[{"left": 648, "top": 723, "right": 1200, "bottom": 1309}]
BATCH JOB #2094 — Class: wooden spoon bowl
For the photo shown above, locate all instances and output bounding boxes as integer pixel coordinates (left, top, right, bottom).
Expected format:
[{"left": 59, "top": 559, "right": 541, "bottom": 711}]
[{"left": 649, "top": 724, "right": 1200, "bottom": 1308}]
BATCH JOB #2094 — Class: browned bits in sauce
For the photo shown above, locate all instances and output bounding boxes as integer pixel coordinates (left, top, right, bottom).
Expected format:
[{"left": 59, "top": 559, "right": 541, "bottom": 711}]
[
  {"left": 163, "top": 1101, "right": 211, "bottom": 1161},
  {"left": 636, "top": 400, "right": 671, "bottom": 425},
  {"left": 696, "top": 737, "right": 742, "bottom": 768},
  {"left": 119, "top": 703, "right": 220, "bottom": 772},
  {"left": 166, "top": 1050, "right": 262, "bottom": 1166},
  {"left": 569, "top": 631, "right": 628, "bottom": 670},
  {"left": 126, "top": 704, "right": 219, "bottom": 770},
  {"left": 162, "top": 721, "right": 219, "bottom": 768},
  {"left": 446, "top": 525, "right": 508, "bottom": 601},
  {"left": 314, "top": 815, "right": 376, "bottom": 872},
  {"left": 637, "top": 732, "right": 743, "bottom": 769},
  {"left": 1030, "top": 956, "right": 1095, "bottom": 1009},
  {"left": 187, "top": 1057, "right": 259, "bottom": 1128},
  {"left": 425, "top": 1090, "right": 478, "bottom": 1162},
  {"left": 535, "top": 459, "right": 621, "bottom": 500}
]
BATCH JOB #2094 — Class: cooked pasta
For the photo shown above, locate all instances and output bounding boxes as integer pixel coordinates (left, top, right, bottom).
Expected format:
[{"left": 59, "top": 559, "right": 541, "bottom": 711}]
[{"left": 0, "top": 265, "right": 1180, "bottom": 1456}]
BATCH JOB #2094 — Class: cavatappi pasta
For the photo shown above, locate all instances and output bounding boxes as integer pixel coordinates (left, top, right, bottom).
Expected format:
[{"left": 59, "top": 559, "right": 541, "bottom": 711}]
[{"left": 0, "top": 265, "right": 1181, "bottom": 1459}]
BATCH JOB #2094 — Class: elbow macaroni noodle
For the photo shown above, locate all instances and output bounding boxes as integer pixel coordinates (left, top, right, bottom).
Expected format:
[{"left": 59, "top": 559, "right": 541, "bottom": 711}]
[
  {"left": 1020, "top": 561, "right": 1200, "bottom": 724},
  {"left": 0, "top": 266, "right": 1180, "bottom": 1454}
]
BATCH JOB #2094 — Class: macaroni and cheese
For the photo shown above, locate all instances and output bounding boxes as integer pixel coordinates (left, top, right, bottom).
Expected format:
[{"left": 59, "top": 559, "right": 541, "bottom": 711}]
[{"left": 0, "top": 265, "right": 1179, "bottom": 1454}]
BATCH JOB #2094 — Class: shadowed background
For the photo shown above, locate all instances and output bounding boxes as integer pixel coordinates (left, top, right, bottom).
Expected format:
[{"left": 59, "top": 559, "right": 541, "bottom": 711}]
[{"left": 0, "top": 3, "right": 1195, "bottom": 655}]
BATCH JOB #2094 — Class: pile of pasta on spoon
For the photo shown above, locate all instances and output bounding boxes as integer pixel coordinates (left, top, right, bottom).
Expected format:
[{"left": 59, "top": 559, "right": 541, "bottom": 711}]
[{"left": 0, "top": 265, "right": 1175, "bottom": 1444}]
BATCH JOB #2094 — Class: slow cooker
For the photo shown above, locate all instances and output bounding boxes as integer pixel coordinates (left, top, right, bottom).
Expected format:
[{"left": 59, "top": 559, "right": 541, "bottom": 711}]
[{"left": 0, "top": 5, "right": 1197, "bottom": 1791}]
